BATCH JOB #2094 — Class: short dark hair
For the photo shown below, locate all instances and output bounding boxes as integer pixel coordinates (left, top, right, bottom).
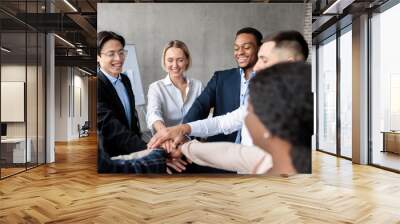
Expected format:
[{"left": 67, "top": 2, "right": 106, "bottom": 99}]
[
  {"left": 97, "top": 31, "right": 125, "bottom": 56},
  {"left": 249, "top": 62, "right": 313, "bottom": 173},
  {"left": 263, "top": 30, "right": 309, "bottom": 61},
  {"left": 236, "top": 27, "right": 263, "bottom": 47}
]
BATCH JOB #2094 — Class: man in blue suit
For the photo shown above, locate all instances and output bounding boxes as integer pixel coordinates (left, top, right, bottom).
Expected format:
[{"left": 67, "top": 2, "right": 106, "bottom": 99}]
[{"left": 183, "top": 27, "right": 262, "bottom": 143}]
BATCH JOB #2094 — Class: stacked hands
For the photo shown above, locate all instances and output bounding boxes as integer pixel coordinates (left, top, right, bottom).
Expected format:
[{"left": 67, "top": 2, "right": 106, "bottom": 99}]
[{"left": 147, "top": 124, "right": 192, "bottom": 174}]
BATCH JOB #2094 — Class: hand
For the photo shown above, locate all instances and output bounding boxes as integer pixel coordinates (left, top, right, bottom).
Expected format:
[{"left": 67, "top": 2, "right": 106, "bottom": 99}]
[
  {"left": 169, "top": 146, "right": 183, "bottom": 159},
  {"left": 160, "top": 140, "right": 175, "bottom": 153},
  {"left": 166, "top": 158, "right": 188, "bottom": 174},
  {"left": 148, "top": 124, "right": 190, "bottom": 149},
  {"left": 175, "top": 143, "right": 193, "bottom": 164},
  {"left": 169, "top": 149, "right": 193, "bottom": 164}
]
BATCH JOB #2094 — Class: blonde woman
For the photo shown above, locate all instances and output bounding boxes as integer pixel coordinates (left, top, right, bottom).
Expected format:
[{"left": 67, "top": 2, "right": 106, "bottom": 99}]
[{"left": 146, "top": 40, "right": 203, "bottom": 134}]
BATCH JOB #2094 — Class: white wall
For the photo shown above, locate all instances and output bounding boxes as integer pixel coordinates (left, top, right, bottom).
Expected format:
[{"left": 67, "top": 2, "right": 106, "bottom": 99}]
[
  {"left": 55, "top": 66, "right": 68, "bottom": 141},
  {"left": 1, "top": 64, "right": 46, "bottom": 164},
  {"left": 1, "top": 65, "right": 37, "bottom": 138},
  {"left": 54, "top": 67, "right": 89, "bottom": 141},
  {"left": 72, "top": 72, "right": 89, "bottom": 138}
]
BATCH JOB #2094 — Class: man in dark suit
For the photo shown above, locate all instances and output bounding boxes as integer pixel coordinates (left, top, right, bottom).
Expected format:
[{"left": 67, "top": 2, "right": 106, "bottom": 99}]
[
  {"left": 183, "top": 27, "right": 262, "bottom": 143},
  {"left": 97, "top": 70, "right": 146, "bottom": 157},
  {"left": 97, "top": 31, "right": 167, "bottom": 173}
]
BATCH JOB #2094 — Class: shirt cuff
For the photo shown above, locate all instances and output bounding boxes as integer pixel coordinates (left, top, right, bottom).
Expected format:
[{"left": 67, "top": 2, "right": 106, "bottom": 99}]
[
  {"left": 146, "top": 114, "right": 164, "bottom": 130},
  {"left": 187, "top": 121, "right": 204, "bottom": 137}
]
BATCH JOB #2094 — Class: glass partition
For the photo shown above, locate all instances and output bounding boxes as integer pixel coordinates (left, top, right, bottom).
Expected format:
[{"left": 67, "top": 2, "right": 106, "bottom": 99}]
[
  {"left": 317, "top": 35, "right": 337, "bottom": 155},
  {"left": 1, "top": 30, "right": 28, "bottom": 177},
  {"left": 0, "top": 1, "right": 46, "bottom": 179}
]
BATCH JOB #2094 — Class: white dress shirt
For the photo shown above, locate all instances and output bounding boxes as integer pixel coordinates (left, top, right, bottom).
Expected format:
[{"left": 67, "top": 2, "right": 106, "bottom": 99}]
[
  {"left": 188, "top": 104, "right": 253, "bottom": 145},
  {"left": 188, "top": 68, "right": 255, "bottom": 146},
  {"left": 146, "top": 74, "right": 203, "bottom": 132}
]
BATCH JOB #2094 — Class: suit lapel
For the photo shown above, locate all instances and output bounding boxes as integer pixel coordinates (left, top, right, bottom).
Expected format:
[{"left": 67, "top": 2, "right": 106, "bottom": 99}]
[
  {"left": 232, "top": 68, "right": 241, "bottom": 108},
  {"left": 98, "top": 70, "right": 130, "bottom": 127},
  {"left": 121, "top": 74, "right": 136, "bottom": 125}
]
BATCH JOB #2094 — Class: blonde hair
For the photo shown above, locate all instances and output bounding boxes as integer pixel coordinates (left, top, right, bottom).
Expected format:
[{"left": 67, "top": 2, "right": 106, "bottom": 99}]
[{"left": 161, "top": 40, "right": 191, "bottom": 72}]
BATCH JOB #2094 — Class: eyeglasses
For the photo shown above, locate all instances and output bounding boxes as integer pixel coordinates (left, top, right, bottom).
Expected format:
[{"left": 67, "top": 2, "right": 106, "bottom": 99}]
[{"left": 100, "top": 49, "right": 128, "bottom": 59}]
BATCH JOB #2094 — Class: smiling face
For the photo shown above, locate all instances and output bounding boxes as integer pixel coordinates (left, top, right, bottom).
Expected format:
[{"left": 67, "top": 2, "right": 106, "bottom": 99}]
[
  {"left": 97, "top": 39, "right": 125, "bottom": 77},
  {"left": 253, "top": 41, "right": 300, "bottom": 73},
  {"left": 253, "top": 41, "right": 279, "bottom": 72},
  {"left": 164, "top": 47, "right": 189, "bottom": 78},
  {"left": 233, "top": 33, "right": 258, "bottom": 70}
]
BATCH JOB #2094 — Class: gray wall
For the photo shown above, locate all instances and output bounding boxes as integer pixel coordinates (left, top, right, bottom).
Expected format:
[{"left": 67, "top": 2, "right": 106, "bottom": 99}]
[{"left": 98, "top": 3, "right": 307, "bottom": 96}]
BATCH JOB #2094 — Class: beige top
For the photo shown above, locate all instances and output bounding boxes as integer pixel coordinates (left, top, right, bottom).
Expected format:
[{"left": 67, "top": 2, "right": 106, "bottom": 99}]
[{"left": 181, "top": 140, "right": 273, "bottom": 174}]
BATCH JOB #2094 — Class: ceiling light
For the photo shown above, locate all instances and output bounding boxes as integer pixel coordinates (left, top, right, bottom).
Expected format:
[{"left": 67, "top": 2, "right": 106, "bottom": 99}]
[
  {"left": 322, "top": 0, "right": 355, "bottom": 15},
  {"left": 78, "top": 67, "right": 93, "bottom": 76},
  {"left": 1, "top": 47, "right": 11, "bottom": 53},
  {"left": 54, "top": 34, "right": 75, "bottom": 48},
  {"left": 63, "top": 0, "right": 78, "bottom": 12}
]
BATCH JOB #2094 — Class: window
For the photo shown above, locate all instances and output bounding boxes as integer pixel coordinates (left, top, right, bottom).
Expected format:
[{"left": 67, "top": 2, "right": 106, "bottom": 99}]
[
  {"left": 339, "top": 27, "right": 352, "bottom": 158},
  {"left": 317, "top": 35, "right": 337, "bottom": 154},
  {"left": 370, "top": 2, "right": 400, "bottom": 171}
]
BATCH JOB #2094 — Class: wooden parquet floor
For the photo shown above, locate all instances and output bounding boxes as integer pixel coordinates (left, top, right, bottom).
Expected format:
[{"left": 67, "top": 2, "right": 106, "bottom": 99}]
[{"left": 1, "top": 135, "right": 400, "bottom": 223}]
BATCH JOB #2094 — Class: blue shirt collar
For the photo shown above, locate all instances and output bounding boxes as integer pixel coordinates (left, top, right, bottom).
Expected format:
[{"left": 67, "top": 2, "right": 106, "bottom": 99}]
[
  {"left": 101, "top": 68, "right": 122, "bottom": 85},
  {"left": 239, "top": 68, "right": 256, "bottom": 80}
]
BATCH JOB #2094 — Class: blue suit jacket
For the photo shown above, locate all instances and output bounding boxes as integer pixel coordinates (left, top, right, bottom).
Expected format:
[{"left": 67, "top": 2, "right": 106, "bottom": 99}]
[{"left": 183, "top": 67, "right": 241, "bottom": 143}]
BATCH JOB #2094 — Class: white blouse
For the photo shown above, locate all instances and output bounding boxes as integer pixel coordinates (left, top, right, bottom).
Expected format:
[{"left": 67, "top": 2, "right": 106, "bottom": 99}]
[{"left": 146, "top": 74, "right": 203, "bottom": 132}]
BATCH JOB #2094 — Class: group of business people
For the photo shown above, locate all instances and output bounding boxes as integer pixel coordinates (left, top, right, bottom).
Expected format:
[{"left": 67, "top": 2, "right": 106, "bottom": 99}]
[{"left": 97, "top": 27, "right": 313, "bottom": 175}]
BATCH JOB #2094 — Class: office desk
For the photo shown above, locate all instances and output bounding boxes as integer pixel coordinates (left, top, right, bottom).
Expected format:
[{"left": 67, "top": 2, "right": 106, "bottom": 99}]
[
  {"left": 1, "top": 138, "right": 31, "bottom": 163},
  {"left": 382, "top": 131, "right": 400, "bottom": 154}
]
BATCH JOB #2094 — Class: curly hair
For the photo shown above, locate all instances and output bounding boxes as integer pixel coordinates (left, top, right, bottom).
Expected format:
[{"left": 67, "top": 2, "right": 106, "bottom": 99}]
[
  {"left": 249, "top": 62, "right": 313, "bottom": 173},
  {"left": 236, "top": 27, "right": 263, "bottom": 47}
]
